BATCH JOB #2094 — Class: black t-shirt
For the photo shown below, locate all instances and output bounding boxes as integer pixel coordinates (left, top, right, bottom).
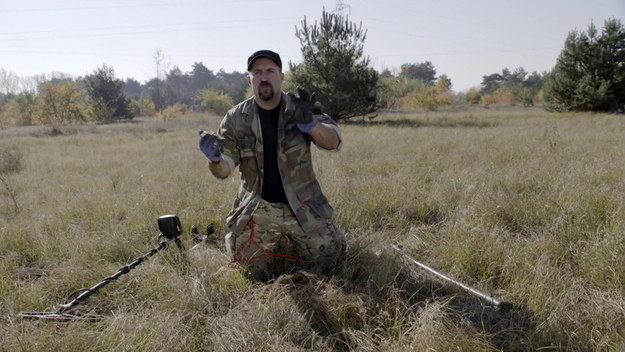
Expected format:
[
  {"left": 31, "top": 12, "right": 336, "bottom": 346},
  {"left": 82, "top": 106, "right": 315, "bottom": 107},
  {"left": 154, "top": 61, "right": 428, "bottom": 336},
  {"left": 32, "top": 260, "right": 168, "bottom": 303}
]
[{"left": 259, "top": 104, "right": 288, "bottom": 204}]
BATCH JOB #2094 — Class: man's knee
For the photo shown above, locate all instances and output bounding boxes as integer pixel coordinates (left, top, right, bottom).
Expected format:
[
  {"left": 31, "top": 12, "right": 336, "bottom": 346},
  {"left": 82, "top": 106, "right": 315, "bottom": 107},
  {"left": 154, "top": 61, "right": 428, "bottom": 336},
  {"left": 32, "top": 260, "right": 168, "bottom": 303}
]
[
  {"left": 299, "top": 222, "right": 346, "bottom": 274},
  {"left": 225, "top": 220, "right": 346, "bottom": 279},
  {"left": 225, "top": 232, "right": 237, "bottom": 258}
]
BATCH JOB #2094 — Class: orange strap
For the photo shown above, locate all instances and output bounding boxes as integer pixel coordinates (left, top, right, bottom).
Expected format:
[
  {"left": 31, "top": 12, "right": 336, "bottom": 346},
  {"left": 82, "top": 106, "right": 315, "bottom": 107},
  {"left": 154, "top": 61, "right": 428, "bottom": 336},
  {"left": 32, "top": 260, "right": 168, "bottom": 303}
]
[{"left": 230, "top": 217, "right": 308, "bottom": 265}]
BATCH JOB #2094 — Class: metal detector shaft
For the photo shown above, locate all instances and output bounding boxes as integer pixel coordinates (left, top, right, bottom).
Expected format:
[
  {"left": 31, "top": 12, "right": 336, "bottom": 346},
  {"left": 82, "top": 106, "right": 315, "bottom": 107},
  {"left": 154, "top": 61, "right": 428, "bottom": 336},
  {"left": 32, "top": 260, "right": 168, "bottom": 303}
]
[
  {"left": 56, "top": 236, "right": 180, "bottom": 314},
  {"left": 392, "top": 245, "right": 512, "bottom": 311},
  {"left": 18, "top": 215, "right": 217, "bottom": 321}
]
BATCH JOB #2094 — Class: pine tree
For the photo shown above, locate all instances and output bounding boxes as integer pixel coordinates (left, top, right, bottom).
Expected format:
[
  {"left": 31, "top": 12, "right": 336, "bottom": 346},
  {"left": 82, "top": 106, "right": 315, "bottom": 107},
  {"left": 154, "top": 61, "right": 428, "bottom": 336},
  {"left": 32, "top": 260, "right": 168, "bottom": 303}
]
[
  {"left": 85, "top": 64, "right": 135, "bottom": 121},
  {"left": 399, "top": 62, "right": 437, "bottom": 85},
  {"left": 546, "top": 18, "right": 625, "bottom": 112},
  {"left": 289, "top": 9, "right": 382, "bottom": 121}
]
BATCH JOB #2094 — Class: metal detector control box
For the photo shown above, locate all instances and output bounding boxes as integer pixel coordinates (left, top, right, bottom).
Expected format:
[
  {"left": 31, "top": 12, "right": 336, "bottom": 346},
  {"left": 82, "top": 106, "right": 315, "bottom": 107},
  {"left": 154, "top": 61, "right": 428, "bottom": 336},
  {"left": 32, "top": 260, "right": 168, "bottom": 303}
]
[{"left": 158, "top": 214, "right": 182, "bottom": 239}]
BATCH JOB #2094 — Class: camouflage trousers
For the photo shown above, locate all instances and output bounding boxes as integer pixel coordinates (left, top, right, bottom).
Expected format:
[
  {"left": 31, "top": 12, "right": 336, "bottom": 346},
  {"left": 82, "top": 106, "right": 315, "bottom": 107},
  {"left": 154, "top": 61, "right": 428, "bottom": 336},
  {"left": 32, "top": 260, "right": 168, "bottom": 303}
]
[{"left": 225, "top": 199, "right": 346, "bottom": 281}]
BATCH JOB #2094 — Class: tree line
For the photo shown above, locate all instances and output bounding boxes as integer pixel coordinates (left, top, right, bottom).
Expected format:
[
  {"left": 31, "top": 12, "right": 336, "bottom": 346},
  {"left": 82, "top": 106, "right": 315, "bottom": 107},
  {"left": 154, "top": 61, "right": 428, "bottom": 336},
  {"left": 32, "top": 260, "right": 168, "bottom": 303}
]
[
  {"left": 0, "top": 62, "right": 245, "bottom": 126},
  {"left": 0, "top": 13, "right": 622, "bottom": 128}
]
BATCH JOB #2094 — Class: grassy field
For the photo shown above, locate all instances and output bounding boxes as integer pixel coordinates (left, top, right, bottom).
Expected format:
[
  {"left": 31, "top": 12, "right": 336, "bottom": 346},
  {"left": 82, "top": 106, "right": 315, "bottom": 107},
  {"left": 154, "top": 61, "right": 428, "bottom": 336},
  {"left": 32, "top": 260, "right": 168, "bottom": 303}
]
[{"left": 1, "top": 106, "right": 624, "bottom": 351}]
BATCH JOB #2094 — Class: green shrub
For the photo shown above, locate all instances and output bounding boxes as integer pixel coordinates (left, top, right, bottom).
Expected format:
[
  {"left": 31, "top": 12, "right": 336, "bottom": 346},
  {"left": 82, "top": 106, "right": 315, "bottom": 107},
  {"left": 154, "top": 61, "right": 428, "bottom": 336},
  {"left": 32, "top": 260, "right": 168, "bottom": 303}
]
[
  {"left": 4, "top": 92, "right": 37, "bottom": 126},
  {"left": 197, "top": 89, "right": 234, "bottom": 116}
]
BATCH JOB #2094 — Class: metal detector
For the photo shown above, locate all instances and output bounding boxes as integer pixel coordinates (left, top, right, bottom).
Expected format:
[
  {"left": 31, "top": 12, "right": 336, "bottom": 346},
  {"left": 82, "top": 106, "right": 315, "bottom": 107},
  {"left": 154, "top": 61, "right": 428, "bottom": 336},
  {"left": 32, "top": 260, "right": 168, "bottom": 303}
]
[{"left": 18, "top": 214, "right": 214, "bottom": 322}]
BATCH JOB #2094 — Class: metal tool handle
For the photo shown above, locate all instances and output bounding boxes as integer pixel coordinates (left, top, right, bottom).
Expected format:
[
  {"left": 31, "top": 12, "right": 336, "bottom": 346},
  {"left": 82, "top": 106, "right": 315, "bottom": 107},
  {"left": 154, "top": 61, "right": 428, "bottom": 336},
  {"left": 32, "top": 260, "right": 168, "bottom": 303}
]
[
  {"left": 57, "top": 237, "right": 177, "bottom": 313},
  {"left": 392, "top": 244, "right": 512, "bottom": 311}
]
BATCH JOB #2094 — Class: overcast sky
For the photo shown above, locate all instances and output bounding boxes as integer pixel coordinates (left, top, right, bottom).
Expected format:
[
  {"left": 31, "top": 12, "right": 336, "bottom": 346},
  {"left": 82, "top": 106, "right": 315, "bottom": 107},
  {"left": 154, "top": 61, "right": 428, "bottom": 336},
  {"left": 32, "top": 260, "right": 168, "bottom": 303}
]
[{"left": 1, "top": 0, "right": 623, "bottom": 91}]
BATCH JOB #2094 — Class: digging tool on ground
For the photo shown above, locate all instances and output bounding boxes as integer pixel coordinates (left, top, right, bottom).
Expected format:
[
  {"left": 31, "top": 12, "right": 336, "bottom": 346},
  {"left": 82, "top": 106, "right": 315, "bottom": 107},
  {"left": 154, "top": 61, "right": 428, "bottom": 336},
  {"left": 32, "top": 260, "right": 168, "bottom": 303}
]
[
  {"left": 18, "top": 214, "right": 214, "bottom": 322},
  {"left": 392, "top": 244, "right": 513, "bottom": 312}
]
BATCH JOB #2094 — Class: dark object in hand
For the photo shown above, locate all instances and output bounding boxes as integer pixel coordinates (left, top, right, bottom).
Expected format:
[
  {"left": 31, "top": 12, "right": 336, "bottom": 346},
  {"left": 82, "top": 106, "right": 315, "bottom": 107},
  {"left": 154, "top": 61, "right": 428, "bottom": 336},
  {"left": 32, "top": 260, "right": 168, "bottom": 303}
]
[
  {"left": 286, "top": 86, "right": 316, "bottom": 124},
  {"left": 199, "top": 130, "right": 225, "bottom": 162}
]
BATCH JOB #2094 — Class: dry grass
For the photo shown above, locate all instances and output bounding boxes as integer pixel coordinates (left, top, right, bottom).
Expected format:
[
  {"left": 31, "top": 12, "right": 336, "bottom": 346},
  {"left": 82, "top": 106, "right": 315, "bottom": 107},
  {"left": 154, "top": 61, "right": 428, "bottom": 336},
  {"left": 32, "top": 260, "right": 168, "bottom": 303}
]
[{"left": 1, "top": 108, "right": 624, "bottom": 351}]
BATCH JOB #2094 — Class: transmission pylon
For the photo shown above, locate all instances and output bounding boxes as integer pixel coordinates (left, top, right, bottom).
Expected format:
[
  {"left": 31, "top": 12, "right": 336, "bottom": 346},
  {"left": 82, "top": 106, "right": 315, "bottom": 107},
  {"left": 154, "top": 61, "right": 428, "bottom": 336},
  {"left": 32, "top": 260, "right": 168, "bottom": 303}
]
[{"left": 335, "top": 0, "right": 351, "bottom": 16}]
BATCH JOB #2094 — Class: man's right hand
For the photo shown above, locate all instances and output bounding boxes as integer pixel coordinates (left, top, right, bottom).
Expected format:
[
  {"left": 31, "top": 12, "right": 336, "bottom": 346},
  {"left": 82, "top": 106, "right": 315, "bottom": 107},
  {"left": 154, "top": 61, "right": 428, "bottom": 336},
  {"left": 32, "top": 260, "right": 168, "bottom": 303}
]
[{"left": 199, "top": 130, "right": 224, "bottom": 163}]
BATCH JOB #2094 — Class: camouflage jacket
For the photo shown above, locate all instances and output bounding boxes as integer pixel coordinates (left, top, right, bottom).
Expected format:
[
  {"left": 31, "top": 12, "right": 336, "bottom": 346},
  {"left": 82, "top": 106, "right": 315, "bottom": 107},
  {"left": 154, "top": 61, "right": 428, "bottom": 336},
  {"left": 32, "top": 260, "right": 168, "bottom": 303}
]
[{"left": 218, "top": 92, "right": 342, "bottom": 234}]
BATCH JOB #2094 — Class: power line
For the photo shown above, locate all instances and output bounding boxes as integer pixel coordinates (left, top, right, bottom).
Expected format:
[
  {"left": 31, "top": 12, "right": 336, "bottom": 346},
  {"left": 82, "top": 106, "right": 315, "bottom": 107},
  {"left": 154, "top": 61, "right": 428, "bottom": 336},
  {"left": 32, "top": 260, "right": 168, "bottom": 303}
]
[
  {"left": 0, "top": 18, "right": 295, "bottom": 42},
  {"left": 0, "top": 0, "right": 274, "bottom": 13}
]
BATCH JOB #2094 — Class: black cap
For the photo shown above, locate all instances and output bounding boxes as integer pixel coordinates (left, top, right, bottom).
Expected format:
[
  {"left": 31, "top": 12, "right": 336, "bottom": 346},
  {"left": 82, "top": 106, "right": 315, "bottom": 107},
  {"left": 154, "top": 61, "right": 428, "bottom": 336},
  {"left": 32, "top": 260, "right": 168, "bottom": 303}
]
[{"left": 247, "top": 50, "right": 282, "bottom": 71}]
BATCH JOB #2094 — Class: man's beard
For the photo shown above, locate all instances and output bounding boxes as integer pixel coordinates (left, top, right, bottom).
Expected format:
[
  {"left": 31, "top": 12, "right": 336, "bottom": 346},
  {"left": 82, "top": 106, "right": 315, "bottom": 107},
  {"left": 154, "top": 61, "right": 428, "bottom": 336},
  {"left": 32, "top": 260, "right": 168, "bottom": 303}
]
[{"left": 258, "top": 82, "right": 274, "bottom": 101}]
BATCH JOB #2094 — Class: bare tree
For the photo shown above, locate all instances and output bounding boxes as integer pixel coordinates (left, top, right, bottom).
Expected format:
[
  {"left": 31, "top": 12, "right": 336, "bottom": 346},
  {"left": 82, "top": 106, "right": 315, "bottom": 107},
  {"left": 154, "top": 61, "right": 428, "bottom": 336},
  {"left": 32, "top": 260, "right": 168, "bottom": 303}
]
[
  {"left": 0, "top": 68, "right": 19, "bottom": 95},
  {"left": 0, "top": 143, "right": 23, "bottom": 215},
  {"left": 151, "top": 49, "right": 170, "bottom": 112}
]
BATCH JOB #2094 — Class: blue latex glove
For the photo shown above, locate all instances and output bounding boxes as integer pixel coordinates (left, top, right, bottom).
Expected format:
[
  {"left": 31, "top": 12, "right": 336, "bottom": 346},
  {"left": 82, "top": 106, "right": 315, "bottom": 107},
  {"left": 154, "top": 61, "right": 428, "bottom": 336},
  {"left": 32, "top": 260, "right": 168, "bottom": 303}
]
[
  {"left": 286, "top": 86, "right": 319, "bottom": 134},
  {"left": 296, "top": 115, "right": 319, "bottom": 134},
  {"left": 199, "top": 130, "right": 224, "bottom": 162}
]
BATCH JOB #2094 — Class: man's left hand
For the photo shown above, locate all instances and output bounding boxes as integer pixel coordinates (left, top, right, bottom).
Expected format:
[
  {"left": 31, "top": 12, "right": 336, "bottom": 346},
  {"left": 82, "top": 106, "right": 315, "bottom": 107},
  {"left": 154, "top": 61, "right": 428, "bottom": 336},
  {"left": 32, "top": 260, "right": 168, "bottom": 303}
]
[{"left": 286, "top": 86, "right": 319, "bottom": 134}]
